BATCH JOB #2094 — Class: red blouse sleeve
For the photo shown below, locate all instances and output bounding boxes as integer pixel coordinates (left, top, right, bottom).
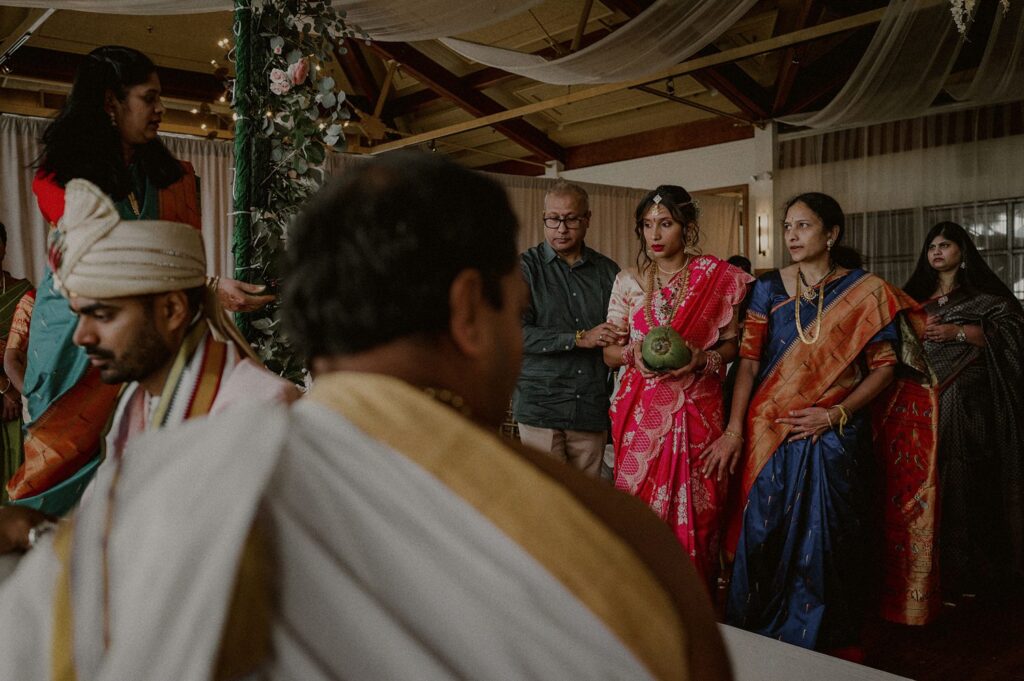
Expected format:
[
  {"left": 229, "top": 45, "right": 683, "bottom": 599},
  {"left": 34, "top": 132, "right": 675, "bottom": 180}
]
[{"left": 32, "top": 170, "right": 65, "bottom": 226}]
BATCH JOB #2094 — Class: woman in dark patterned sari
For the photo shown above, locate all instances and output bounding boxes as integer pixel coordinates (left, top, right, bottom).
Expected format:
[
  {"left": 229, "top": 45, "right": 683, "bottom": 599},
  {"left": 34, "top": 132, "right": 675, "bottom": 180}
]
[{"left": 903, "top": 221, "right": 1024, "bottom": 601}]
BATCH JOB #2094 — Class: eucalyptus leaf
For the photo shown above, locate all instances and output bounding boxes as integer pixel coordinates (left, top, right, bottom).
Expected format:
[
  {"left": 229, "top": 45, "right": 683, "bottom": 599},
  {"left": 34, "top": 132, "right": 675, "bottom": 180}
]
[
  {"left": 320, "top": 92, "right": 336, "bottom": 108},
  {"left": 318, "top": 76, "right": 335, "bottom": 93},
  {"left": 307, "top": 143, "right": 325, "bottom": 165}
]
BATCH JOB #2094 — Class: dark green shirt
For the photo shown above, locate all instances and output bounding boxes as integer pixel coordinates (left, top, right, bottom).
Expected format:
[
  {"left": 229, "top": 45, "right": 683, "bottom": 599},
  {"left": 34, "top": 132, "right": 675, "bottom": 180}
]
[{"left": 513, "top": 241, "right": 620, "bottom": 431}]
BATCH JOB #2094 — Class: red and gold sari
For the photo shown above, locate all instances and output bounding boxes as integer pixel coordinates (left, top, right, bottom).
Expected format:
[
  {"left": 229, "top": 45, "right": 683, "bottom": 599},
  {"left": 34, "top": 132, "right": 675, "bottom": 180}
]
[{"left": 608, "top": 255, "right": 751, "bottom": 587}]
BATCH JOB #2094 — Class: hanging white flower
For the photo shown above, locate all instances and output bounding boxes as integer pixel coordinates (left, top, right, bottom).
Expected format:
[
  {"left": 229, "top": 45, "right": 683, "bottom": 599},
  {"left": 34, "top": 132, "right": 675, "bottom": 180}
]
[{"left": 950, "top": 0, "right": 1011, "bottom": 36}]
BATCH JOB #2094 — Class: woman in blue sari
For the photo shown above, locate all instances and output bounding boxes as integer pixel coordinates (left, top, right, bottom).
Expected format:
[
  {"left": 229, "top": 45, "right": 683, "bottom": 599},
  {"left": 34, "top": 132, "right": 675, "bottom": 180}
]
[{"left": 701, "top": 193, "right": 912, "bottom": 656}]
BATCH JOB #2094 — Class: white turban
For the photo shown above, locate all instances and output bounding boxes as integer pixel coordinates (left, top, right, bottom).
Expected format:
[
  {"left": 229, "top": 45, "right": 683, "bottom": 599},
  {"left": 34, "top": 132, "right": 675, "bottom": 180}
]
[{"left": 51, "top": 179, "right": 207, "bottom": 299}]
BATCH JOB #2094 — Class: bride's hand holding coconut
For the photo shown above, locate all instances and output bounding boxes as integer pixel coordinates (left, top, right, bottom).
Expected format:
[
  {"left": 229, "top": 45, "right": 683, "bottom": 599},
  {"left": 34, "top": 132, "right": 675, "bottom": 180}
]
[{"left": 637, "top": 325, "right": 699, "bottom": 379}]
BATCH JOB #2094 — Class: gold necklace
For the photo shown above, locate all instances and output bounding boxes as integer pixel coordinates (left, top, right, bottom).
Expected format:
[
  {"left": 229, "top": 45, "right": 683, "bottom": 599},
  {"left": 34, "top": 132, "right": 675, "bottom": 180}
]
[
  {"left": 658, "top": 262, "right": 687, "bottom": 277},
  {"left": 423, "top": 387, "right": 471, "bottom": 417},
  {"left": 937, "top": 280, "right": 956, "bottom": 306},
  {"left": 794, "top": 267, "right": 829, "bottom": 345},
  {"left": 127, "top": 192, "right": 141, "bottom": 218},
  {"left": 644, "top": 257, "right": 690, "bottom": 329},
  {"left": 797, "top": 264, "right": 835, "bottom": 302}
]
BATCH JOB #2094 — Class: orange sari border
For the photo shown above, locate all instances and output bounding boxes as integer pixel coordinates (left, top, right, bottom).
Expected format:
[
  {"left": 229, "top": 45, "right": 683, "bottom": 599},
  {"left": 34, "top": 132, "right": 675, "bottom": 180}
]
[
  {"left": 872, "top": 378, "right": 941, "bottom": 625},
  {"left": 738, "top": 273, "right": 911, "bottom": 498}
]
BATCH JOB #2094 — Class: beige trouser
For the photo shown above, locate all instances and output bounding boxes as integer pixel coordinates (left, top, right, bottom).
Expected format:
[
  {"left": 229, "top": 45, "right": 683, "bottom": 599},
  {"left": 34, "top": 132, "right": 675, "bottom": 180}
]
[{"left": 517, "top": 424, "right": 606, "bottom": 478}]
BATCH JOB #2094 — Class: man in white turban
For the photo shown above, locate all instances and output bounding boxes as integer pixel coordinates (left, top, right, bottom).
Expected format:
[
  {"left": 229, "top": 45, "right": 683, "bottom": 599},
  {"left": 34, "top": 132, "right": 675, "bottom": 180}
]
[{"left": 0, "top": 179, "right": 297, "bottom": 680}]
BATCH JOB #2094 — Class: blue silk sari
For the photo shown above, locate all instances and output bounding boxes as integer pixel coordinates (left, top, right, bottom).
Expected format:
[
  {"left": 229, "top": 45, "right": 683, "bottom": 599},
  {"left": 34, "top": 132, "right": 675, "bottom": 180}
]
[{"left": 725, "top": 269, "right": 905, "bottom": 650}]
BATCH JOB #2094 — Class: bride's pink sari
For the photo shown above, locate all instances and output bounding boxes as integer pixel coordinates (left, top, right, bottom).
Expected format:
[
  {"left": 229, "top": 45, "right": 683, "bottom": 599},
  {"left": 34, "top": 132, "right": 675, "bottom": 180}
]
[{"left": 610, "top": 256, "right": 750, "bottom": 586}]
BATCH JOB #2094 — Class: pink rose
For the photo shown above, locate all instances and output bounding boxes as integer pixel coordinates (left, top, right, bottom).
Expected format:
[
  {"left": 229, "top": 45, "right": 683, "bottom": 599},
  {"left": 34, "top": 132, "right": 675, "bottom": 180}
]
[
  {"left": 287, "top": 58, "right": 309, "bottom": 86},
  {"left": 270, "top": 68, "right": 287, "bottom": 84},
  {"left": 273, "top": 46, "right": 283, "bottom": 55},
  {"left": 270, "top": 80, "right": 290, "bottom": 95}
]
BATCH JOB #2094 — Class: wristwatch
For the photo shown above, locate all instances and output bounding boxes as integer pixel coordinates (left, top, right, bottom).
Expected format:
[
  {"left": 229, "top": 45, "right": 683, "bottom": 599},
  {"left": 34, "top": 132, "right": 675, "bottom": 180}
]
[
  {"left": 954, "top": 325, "right": 967, "bottom": 343},
  {"left": 27, "top": 520, "right": 57, "bottom": 549},
  {"left": 574, "top": 329, "right": 585, "bottom": 346}
]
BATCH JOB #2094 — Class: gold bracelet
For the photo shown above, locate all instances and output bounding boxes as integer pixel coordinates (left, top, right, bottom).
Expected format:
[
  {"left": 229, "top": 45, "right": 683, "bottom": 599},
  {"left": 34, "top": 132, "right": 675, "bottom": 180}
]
[
  {"left": 574, "top": 329, "right": 585, "bottom": 346},
  {"left": 723, "top": 429, "right": 743, "bottom": 442},
  {"left": 0, "top": 378, "right": 10, "bottom": 395},
  {"left": 835, "top": 404, "right": 850, "bottom": 436},
  {"left": 825, "top": 406, "right": 834, "bottom": 429}
]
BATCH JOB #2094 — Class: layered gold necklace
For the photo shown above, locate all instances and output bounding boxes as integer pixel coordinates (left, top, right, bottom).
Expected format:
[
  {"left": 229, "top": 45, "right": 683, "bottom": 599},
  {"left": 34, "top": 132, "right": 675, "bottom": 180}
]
[
  {"left": 644, "top": 257, "right": 690, "bottom": 329},
  {"left": 794, "top": 265, "right": 835, "bottom": 345}
]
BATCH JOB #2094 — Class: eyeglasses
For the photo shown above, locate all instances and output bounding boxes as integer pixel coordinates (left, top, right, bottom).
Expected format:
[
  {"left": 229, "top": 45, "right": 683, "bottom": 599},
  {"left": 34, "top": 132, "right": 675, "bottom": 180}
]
[{"left": 543, "top": 215, "right": 587, "bottom": 230}]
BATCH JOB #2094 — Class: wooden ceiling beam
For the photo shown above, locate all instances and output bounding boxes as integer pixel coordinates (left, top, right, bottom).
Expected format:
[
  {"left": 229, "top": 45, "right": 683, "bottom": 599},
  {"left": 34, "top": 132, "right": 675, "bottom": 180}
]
[
  {"left": 369, "top": 8, "right": 887, "bottom": 155},
  {"left": 5, "top": 46, "right": 224, "bottom": 101},
  {"left": 689, "top": 46, "right": 772, "bottom": 121},
  {"left": 601, "top": 0, "right": 771, "bottom": 121},
  {"left": 386, "top": 27, "right": 613, "bottom": 118},
  {"left": 367, "top": 41, "right": 564, "bottom": 162},
  {"left": 334, "top": 39, "right": 379, "bottom": 102},
  {"left": 477, "top": 115, "right": 754, "bottom": 175},
  {"left": 772, "top": 0, "right": 823, "bottom": 114}
]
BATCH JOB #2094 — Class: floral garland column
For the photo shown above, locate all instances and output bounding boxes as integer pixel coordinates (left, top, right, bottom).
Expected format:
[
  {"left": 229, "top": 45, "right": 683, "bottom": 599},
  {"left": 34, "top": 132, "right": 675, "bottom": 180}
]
[{"left": 229, "top": 0, "right": 361, "bottom": 382}]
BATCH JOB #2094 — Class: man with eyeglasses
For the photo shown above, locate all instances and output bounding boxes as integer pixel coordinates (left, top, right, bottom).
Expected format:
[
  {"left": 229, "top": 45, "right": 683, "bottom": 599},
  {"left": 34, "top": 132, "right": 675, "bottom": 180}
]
[{"left": 514, "top": 180, "right": 623, "bottom": 477}]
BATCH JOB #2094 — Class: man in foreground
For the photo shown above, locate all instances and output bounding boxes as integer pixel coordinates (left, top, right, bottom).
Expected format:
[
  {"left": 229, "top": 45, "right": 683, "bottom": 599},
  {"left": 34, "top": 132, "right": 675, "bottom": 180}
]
[{"left": 0, "top": 154, "right": 731, "bottom": 681}]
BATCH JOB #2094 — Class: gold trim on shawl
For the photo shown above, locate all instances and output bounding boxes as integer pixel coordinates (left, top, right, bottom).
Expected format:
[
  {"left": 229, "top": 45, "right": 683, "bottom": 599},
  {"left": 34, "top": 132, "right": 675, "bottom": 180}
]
[
  {"left": 310, "top": 372, "right": 688, "bottom": 681},
  {"left": 51, "top": 520, "right": 78, "bottom": 681}
]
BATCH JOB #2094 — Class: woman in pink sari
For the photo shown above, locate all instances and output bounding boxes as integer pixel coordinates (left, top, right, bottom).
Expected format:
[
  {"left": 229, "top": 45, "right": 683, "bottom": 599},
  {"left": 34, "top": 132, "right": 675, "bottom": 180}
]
[{"left": 604, "top": 185, "right": 752, "bottom": 588}]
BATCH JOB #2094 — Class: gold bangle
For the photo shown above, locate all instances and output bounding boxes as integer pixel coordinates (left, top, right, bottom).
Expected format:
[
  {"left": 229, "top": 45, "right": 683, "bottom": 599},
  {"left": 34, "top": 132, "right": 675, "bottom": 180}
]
[
  {"left": 723, "top": 429, "right": 743, "bottom": 442},
  {"left": 825, "top": 407, "right": 834, "bottom": 429},
  {"left": 835, "top": 404, "right": 850, "bottom": 436}
]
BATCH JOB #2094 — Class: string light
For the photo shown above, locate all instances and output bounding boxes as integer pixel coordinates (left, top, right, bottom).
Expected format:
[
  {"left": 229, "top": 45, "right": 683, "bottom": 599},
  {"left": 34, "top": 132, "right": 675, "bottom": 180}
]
[
  {"left": 200, "top": 123, "right": 208, "bottom": 130},
  {"left": 190, "top": 107, "right": 198, "bottom": 114},
  {"left": 218, "top": 94, "right": 227, "bottom": 103}
]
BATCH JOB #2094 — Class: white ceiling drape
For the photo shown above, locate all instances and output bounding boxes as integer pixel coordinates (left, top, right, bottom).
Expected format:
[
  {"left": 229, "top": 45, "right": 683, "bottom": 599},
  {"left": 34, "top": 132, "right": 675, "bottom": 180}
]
[
  {"left": 440, "top": 0, "right": 758, "bottom": 86},
  {"left": 0, "top": 1, "right": 544, "bottom": 41},
  {"left": 780, "top": 0, "right": 961, "bottom": 129},
  {"left": 946, "top": 0, "right": 1024, "bottom": 104},
  {"left": 782, "top": 0, "right": 1024, "bottom": 130}
]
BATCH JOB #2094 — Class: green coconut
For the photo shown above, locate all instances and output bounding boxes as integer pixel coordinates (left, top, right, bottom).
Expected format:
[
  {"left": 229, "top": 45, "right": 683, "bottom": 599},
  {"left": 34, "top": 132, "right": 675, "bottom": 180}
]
[{"left": 641, "top": 326, "right": 691, "bottom": 371}]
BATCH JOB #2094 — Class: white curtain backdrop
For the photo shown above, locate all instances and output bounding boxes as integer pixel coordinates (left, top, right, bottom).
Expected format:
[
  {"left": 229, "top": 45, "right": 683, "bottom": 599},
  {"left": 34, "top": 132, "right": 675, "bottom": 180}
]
[
  {"left": 782, "top": 0, "right": 1024, "bottom": 130},
  {"left": 441, "top": 0, "right": 758, "bottom": 85},
  {"left": 776, "top": 103, "right": 1024, "bottom": 299},
  {"left": 0, "top": 0, "right": 544, "bottom": 42},
  {"left": 0, "top": 114, "right": 235, "bottom": 283}
]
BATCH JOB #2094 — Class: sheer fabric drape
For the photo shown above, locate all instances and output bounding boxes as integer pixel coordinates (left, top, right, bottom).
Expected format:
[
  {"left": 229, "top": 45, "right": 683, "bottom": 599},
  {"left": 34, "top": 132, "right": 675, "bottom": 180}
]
[
  {"left": 0, "top": 115, "right": 235, "bottom": 282},
  {"left": 782, "top": 0, "right": 1024, "bottom": 130},
  {"left": 0, "top": 0, "right": 544, "bottom": 42},
  {"left": 441, "top": 0, "right": 758, "bottom": 85}
]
